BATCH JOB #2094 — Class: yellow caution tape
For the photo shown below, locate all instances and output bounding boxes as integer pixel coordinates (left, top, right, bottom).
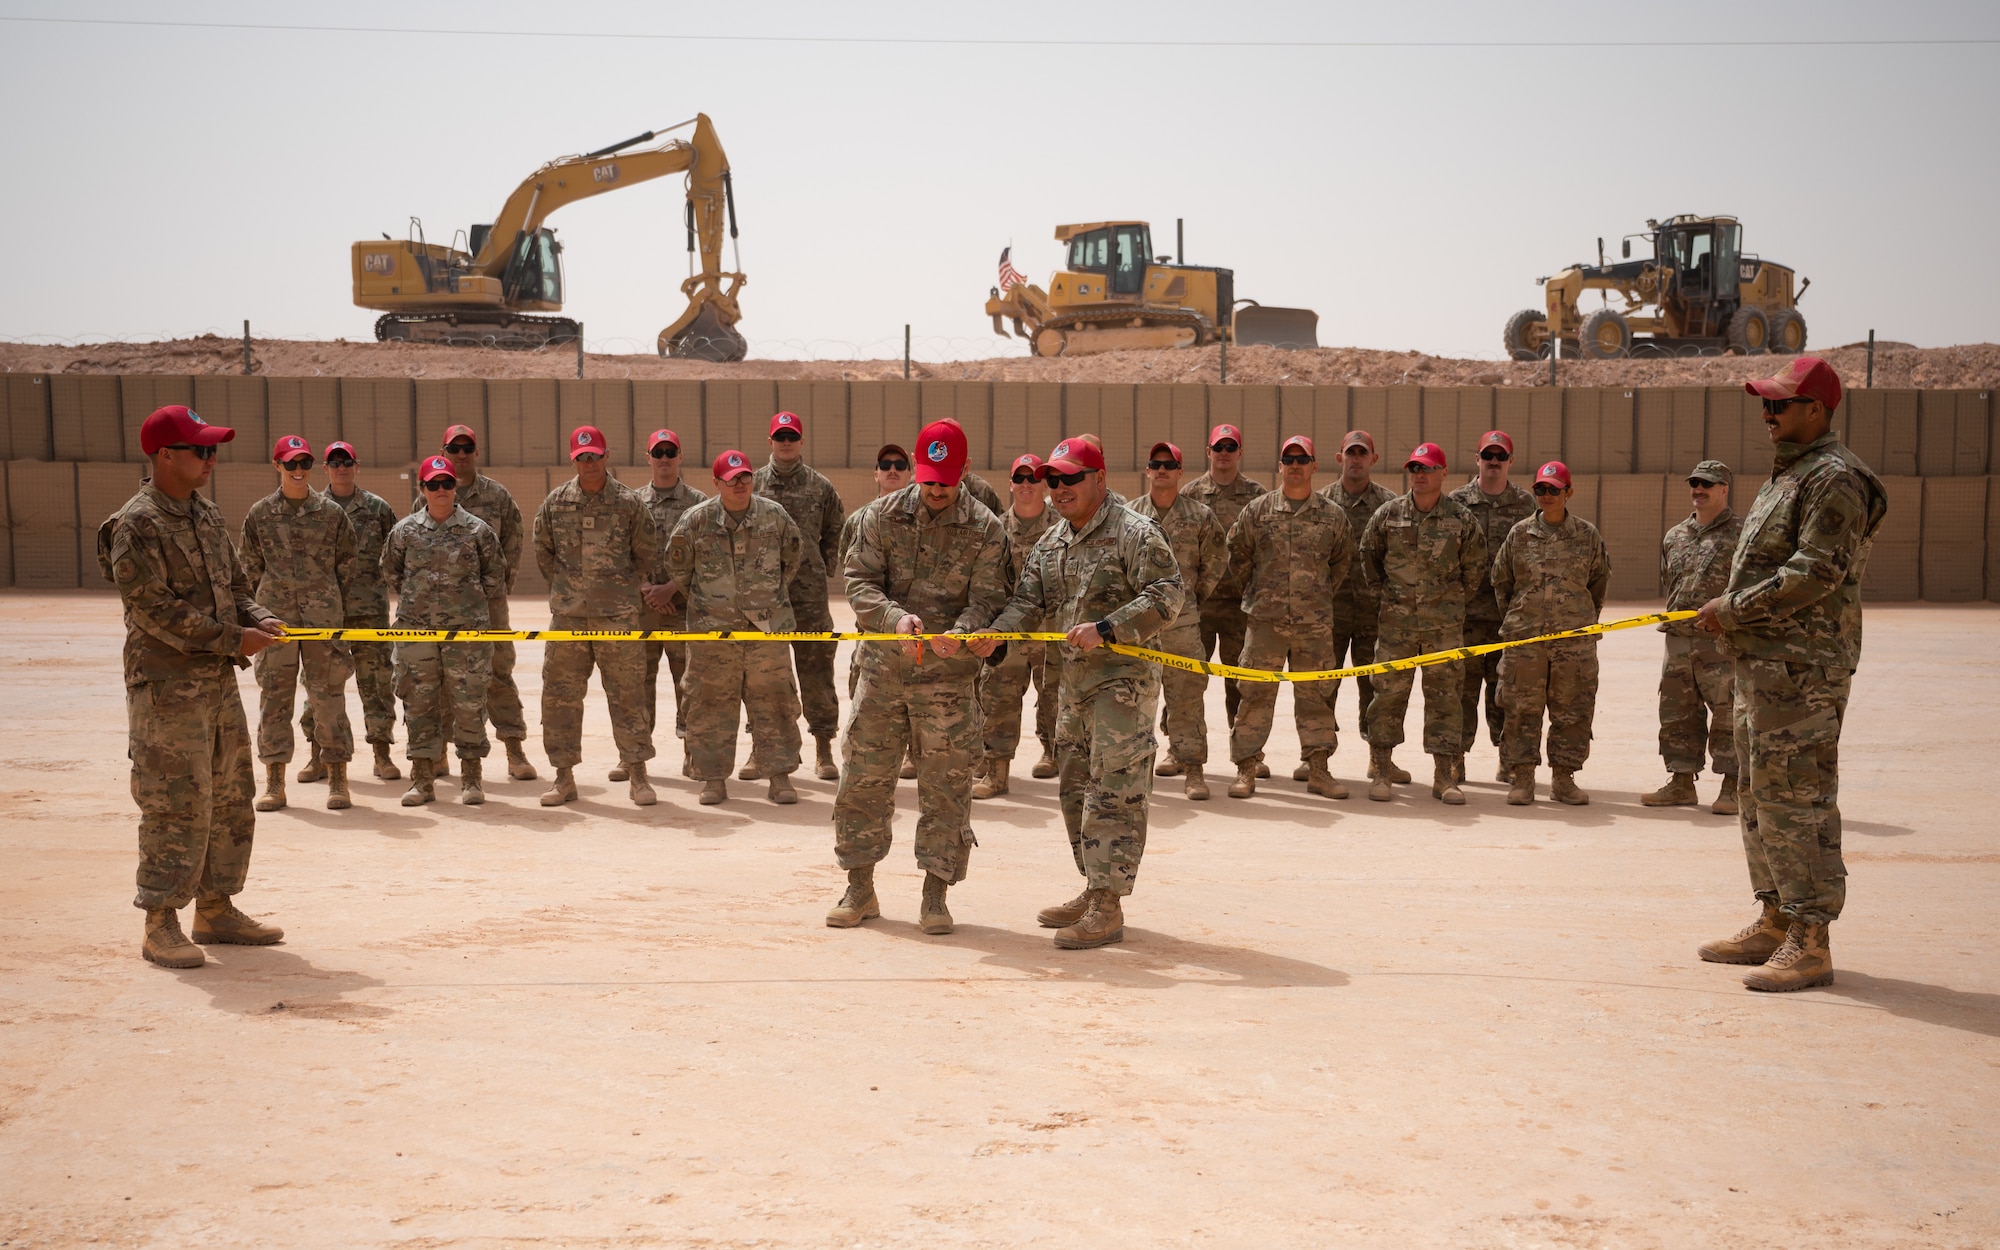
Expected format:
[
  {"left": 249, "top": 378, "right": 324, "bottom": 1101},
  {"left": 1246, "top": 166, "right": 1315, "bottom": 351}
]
[{"left": 279, "top": 610, "right": 1697, "bottom": 685}]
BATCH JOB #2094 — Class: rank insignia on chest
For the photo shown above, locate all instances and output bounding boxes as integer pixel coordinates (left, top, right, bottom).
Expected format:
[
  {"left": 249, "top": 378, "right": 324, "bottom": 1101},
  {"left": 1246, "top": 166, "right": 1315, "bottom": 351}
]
[{"left": 583, "top": 516, "right": 597, "bottom": 529}]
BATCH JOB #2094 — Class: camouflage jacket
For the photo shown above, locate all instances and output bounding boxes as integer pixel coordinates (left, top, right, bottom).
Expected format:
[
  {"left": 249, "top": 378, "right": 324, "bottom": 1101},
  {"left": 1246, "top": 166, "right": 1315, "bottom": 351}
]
[
  {"left": 989, "top": 500, "right": 1184, "bottom": 696},
  {"left": 1714, "top": 433, "right": 1888, "bottom": 669},
  {"left": 1448, "top": 480, "right": 1536, "bottom": 622},
  {"left": 382, "top": 506, "right": 506, "bottom": 629},
  {"left": 636, "top": 478, "right": 706, "bottom": 623},
  {"left": 1183, "top": 470, "right": 1267, "bottom": 607},
  {"left": 1490, "top": 512, "right": 1612, "bottom": 639},
  {"left": 411, "top": 472, "right": 524, "bottom": 591},
  {"left": 238, "top": 489, "right": 359, "bottom": 630},
  {"left": 998, "top": 502, "right": 1055, "bottom": 590},
  {"left": 752, "top": 458, "right": 845, "bottom": 599},
  {"left": 98, "top": 483, "right": 276, "bottom": 689},
  {"left": 532, "top": 475, "right": 661, "bottom": 622},
  {"left": 846, "top": 483, "right": 1008, "bottom": 682},
  {"left": 1131, "top": 493, "right": 1226, "bottom": 629},
  {"left": 1658, "top": 508, "right": 1743, "bottom": 637},
  {"left": 961, "top": 470, "right": 1005, "bottom": 518},
  {"left": 1358, "top": 493, "right": 1488, "bottom": 634},
  {"left": 1225, "top": 489, "right": 1351, "bottom": 627},
  {"left": 1320, "top": 479, "right": 1397, "bottom": 627},
  {"left": 663, "top": 496, "right": 803, "bottom": 633},
  {"left": 327, "top": 486, "right": 398, "bottom": 621}
]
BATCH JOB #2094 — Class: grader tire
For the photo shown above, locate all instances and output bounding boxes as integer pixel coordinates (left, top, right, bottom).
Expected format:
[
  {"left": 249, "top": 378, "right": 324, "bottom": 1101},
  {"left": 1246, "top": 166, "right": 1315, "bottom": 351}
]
[
  {"left": 1578, "top": 308, "right": 1632, "bottom": 360},
  {"left": 1727, "top": 306, "right": 1771, "bottom": 356},
  {"left": 1502, "top": 308, "right": 1550, "bottom": 361},
  {"left": 1767, "top": 309, "right": 1808, "bottom": 355}
]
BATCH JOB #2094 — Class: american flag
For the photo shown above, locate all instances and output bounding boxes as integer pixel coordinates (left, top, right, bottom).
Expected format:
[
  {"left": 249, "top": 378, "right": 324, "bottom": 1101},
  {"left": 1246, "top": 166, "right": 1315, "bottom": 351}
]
[{"left": 997, "top": 246, "right": 1026, "bottom": 291}]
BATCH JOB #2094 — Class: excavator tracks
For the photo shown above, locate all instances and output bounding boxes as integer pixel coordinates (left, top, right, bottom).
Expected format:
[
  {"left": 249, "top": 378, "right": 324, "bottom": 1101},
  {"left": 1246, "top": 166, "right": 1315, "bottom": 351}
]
[{"left": 375, "top": 313, "right": 581, "bottom": 351}]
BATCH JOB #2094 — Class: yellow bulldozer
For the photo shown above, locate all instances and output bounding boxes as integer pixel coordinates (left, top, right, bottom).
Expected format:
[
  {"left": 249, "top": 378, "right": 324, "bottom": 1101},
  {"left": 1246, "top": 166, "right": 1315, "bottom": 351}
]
[
  {"left": 1504, "top": 214, "right": 1809, "bottom": 360},
  {"left": 986, "top": 221, "right": 1318, "bottom": 356},
  {"left": 350, "top": 113, "right": 747, "bottom": 360}
]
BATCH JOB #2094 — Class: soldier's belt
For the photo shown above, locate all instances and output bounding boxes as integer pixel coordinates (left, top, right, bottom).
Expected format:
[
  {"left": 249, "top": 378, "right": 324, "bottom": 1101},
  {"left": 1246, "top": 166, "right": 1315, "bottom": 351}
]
[{"left": 278, "top": 611, "right": 1696, "bottom": 684}]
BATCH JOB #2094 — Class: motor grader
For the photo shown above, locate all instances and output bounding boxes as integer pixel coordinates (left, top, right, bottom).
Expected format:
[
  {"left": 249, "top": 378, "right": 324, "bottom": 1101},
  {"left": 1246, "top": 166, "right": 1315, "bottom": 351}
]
[
  {"left": 350, "top": 114, "right": 748, "bottom": 360},
  {"left": 1503, "top": 215, "right": 1809, "bottom": 360},
  {"left": 986, "top": 221, "right": 1318, "bottom": 356}
]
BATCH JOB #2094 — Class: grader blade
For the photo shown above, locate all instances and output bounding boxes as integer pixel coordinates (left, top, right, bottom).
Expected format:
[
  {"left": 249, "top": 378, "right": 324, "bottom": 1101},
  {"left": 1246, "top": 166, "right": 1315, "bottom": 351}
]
[{"left": 1232, "top": 305, "right": 1320, "bottom": 350}]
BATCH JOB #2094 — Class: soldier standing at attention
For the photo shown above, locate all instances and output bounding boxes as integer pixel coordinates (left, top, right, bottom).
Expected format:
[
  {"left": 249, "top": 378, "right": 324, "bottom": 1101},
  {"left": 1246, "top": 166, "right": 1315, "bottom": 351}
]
[
  {"left": 240, "top": 435, "right": 358, "bottom": 812},
  {"left": 979, "top": 437, "right": 1183, "bottom": 950},
  {"left": 973, "top": 452, "right": 1060, "bottom": 798},
  {"left": 381, "top": 456, "right": 506, "bottom": 806},
  {"left": 751, "top": 410, "right": 847, "bottom": 782},
  {"left": 1448, "top": 430, "right": 1535, "bottom": 782},
  {"left": 533, "top": 426, "right": 662, "bottom": 808},
  {"left": 1359, "top": 442, "right": 1487, "bottom": 805},
  {"left": 1300, "top": 429, "right": 1401, "bottom": 785},
  {"left": 1183, "top": 422, "right": 1268, "bottom": 744},
  {"left": 664, "top": 450, "right": 808, "bottom": 805},
  {"left": 1490, "top": 462, "right": 1612, "bottom": 806},
  {"left": 840, "top": 443, "right": 910, "bottom": 703},
  {"left": 1643, "top": 460, "right": 1744, "bottom": 815},
  {"left": 828, "top": 420, "right": 1008, "bottom": 936},
  {"left": 304, "top": 440, "right": 401, "bottom": 782},
  {"left": 1223, "top": 435, "right": 1353, "bottom": 801},
  {"left": 1131, "top": 442, "right": 1227, "bottom": 799},
  {"left": 101, "top": 405, "right": 286, "bottom": 968},
  {"left": 634, "top": 428, "right": 705, "bottom": 775},
  {"left": 1695, "top": 358, "right": 1886, "bottom": 993}
]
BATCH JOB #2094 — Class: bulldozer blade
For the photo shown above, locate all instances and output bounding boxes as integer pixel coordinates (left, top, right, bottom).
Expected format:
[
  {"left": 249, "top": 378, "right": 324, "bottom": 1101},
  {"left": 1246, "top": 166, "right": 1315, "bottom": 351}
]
[
  {"left": 1233, "top": 305, "right": 1320, "bottom": 350},
  {"left": 662, "top": 303, "right": 747, "bottom": 362}
]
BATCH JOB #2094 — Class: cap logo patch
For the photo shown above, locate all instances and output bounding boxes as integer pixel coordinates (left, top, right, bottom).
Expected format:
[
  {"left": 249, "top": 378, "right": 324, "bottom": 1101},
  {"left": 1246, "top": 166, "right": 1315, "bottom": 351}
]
[
  {"left": 927, "top": 440, "right": 948, "bottom": 463},
  {"left": 728, "top": 454, "right": 743, "bottom": 467},
  {"left": 1053, "top": 442, "right": 1070, "bottom": 459},
  {"left": 429, "top": 457, "right": 448, "bottom": 471},
  {"left": 189, "top": 412, "right": 206, "bottom": 425},
  {"left": 577, "top": 431, "right": 593, "bottom": 445}
]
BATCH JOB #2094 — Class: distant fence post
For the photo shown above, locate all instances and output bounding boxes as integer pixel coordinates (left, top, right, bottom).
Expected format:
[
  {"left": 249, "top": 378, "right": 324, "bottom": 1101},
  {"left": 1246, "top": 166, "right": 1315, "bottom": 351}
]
[
  {"left": 904, "top": 325, "right": 911, "bottom": 381},
  {"left": 1867, "top": 329, "right": 1875, "bottom": 389},
  {"left": 576, "top": 325, "right": 584, "bottom": 380},
  {"left": 242, "top": 320, "right": 252, "bottom": 376}
]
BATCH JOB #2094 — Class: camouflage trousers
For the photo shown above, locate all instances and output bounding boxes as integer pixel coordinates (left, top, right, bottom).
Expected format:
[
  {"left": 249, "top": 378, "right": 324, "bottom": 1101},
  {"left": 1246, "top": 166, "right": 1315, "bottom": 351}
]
[
  {"left": 789, "top": 590, "right": 841, "bottom": 740},
  {"left": 1230, "top": 619, "right": 1337, "bottom": 766},
  {"left": 1154, "top": 620, "right": 1213, "bottom": 767},
  {"left": 834, "top": 658, "right": 980, "bottom": 883},
  {"left": 395, "top": 641, "right": 491, "bottom": 761},
  {"left": 978, "top": 639, "right": 1055, "bottom": 761},
  {"left": 1458, "top": 617, "right": 1506, "bottom": 754},
  {"left": 1497, "top": 636, "right": 1599, "bottom": 770},
  {"left": 127, "top": 671, "right": 256, "bottom": 911},
  {"left": 254, "top": 638, "right": 353, "bottom": 763},
  {"left": 1659, "top": 634, "right": 1737, "bottom": 776},
  {"left": 444, "top": 596, "right": 528, "bottom": 744},
  {"left": 1056, "top": 672, "right": 1158, "bottom": 897},
  {"left": 1329, "top": 625, "right": 1379, "bottom": 734},
  {"left": 542, "top": 613, "right": 654, "bottom": 769},
  {"left": 640, "top": 625, "right": 689, "bottom": 740},
  {"left": 303, "top": 614, "right": 393, "bottom": 746},
  {"left": 1734, "top": 656, "right": 1850, "bottom": 925},
  {"left": 683, "top": 639, "right": 801, "bottom": 781},
  {"left": 1199, "top": 600, "right": 1250, "bottom": 726},
  {"left": 1366, "top": 625, "right": 1464, "bottom": 756}
]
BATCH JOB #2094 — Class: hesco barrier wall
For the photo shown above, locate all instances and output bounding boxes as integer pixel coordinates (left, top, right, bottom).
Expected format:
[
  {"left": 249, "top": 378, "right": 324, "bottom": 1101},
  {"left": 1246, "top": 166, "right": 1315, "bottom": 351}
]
[{"left": 2, "top": 373, "right": 1995, "bottom": 603}]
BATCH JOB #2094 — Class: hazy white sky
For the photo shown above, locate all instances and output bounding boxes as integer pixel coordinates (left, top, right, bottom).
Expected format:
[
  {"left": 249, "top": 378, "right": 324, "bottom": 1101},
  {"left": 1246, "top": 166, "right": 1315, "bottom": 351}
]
[{"left": 2, "top": 1, "right": 1995, "bottom": 361}]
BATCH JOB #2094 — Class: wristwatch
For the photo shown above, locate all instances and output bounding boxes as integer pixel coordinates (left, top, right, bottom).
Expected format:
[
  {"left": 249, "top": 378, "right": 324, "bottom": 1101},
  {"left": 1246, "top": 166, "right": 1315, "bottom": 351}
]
[{"left": 1094, "top": 619, "right": 1114, "bottom": 640}]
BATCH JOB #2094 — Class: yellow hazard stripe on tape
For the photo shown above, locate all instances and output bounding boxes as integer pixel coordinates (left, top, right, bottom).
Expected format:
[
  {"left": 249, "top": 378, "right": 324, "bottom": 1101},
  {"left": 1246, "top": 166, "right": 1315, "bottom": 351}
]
[{"left": 279, "top": 610, "right": 1696, "bottom": 684}]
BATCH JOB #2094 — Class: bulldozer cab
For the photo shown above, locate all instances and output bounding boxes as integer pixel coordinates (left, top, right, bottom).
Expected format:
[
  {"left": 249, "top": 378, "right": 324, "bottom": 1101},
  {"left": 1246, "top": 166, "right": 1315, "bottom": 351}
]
[{"left": 1060, "top": 223, "right": 1152, "bottom": 296}]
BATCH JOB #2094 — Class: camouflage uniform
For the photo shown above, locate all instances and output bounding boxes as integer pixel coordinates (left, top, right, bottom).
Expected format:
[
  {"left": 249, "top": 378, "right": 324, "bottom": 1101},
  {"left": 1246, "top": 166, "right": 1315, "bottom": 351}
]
[
  {"left": 238, "top": 489, "right": 358, "bottom": 764},
  {"left": 410, "top": 474, "right": 528, "bottom": 744},
  {"left": 1658, "top": 507, "right": 1745, "bottom": 775},
  {"left": 1359, "top": 494, "right": 1487, "bottom": 755},
  {"left": 302, "top": 485, "right": 398, "bottom": 748},
  {"left": 978, "top": 503, "right": 1058, "bottom": 761},
  {"left": 1714, "top": 432, "right": 1887, "bottom": 926},
  {"left": 1490, "top": 513, "right": 1612, "bottom": 770},
  {"left": 1448, "top": 481, "right": 1535, "bottom": 754},
  {"left": 961, "top": 471, "right": 1005, "bottom": 518},
  {"left": 1223, "top": 491, "right": 1352, "bottom": 766},
  {"left": 99, "top": 484, "right": 277, "bottom": 910},
  {"left": 381, "top": 506, "right": 506, "bottom": 761},
  {"left": 1317, "top": 480, "right": 1397, "bottom": 730},
  {"left": 834, "top": 484, "right": 1008, "bottom": 883},
  {"left": 1183, "top": 471, "right": 1267, "bottom": 724},
  {"left": 532, "top": 475, "right": 661, "bottom": 770},
  {"left": 663, "top": 495, "right": 806, "bottom": 781},
  {"left": 636, "top": 480, "right": 706, "bottom": 736},
  {"left": 989, "top": 502, "right": 1183, "bottom": 896},
  {"left": 752, "top": 458, "right": 846, "bottom": 742}
]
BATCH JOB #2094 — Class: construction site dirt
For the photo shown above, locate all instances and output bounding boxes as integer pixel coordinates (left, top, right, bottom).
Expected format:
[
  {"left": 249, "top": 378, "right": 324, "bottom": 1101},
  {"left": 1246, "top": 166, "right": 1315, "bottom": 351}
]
[{"left": 1, "top": 591, "right": 1994, "bottom": 1248}]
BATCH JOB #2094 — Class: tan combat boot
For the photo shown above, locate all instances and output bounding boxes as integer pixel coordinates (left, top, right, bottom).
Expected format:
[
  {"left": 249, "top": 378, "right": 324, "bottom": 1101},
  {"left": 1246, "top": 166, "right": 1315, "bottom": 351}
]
[
  {"left": 1031, "top": 741, "right": 1058, "bottom": 779},
  {"left": 1432, "top": 756, "right": 1466, "bottom": 805},
  {"left": 1551, "top": 768, "right": 1590, "bottom": 806},
  {"left": 1226, "top": 762, "right": 1257, "bottom": 799},
  {"left": 1453, "top": 757, "right": 1467, "bottom": 785},
  {"left": 1037, "top": 886, "right": 1091, "bottom": 928},
  {"left": 1711, "top": 774, "right": 1740, "bottom": 816},
  {"left": 325, "top": 762, "right": 351, "bottom": 810},
  {"left": 1054, "top": 888, "right": 1125, "bottom": 950},
  {"left": 608, "top": 762, "right": 629, "bottom": 782},
  {"left": 815, "top": 735, "right": 840, "bottom": 781},
  {"left": 919, "top": 873, "right": 954, "bottom": 935},
  {"left": 540, "top": 766, "right": 577, "bottom": 807},
  {"left": 372, "top": 741, "right": 401, "bottom": 780},
  {"left": 142, "top": 907, "right": 203, "bottom": 968},
  {"left": 699, "top": 778, "right": 728, "bottom": 805},
  {"left": 401, "top": 758, "right": 435, "bottom": 806},
  {"left": 1155, "top": 754, "right": 1184, "bottom": 778},
  {"left": 1382, "top": 754, "right": 1412, "bottom": 785},
  {"left": 1291, "top": 761, "right": 1311, "bottom": 782},
  {"left": 1255, "top": 759, "right": 1272, "bottom": 779},
  {"left": 1641, "top": 772, "right": 1698, "bottom": 807},
  {"left": 1744, "top": 921, "right": 1834, "bottom": 992},
  {"left": 1494, "top": 760, "right": 1510, "bottom": 785},
  {"left": 1697, "top": 901, "right": 1789, "bottom": 965},
  {"left": 973, "top": 759, "right": 1010, "bottom": 800},
  {"left": 504, "top": 738, "right": 537, "bottom": 781},
  {"left": 1368, "top": 747, "right": 1396, "bottom": 802},
  {"left": 193, "top": 897, "right": 285, "bottom": 946},
  {"left": 628, "top": 762, "right": 656, "bottom": 807},
  {"left": 1184, "top": 768, "right": 1210, "bottom": 801},
  {"left": 899, "top": 747, "right": 918, "bottom": 780},
  {"left": 1305, "top": 754, "right": 1348, "bottom": 800},
  {"left": 1506, "top": 764, "right": 1536, "bottom": 806},
  {"left": 296, "top": 744, "right": 327, "bottom": 784},
  {"left": 459, "top": 756, "right": 485, "bottom": 806},
  {"left": 254, "top": 763, "right": 286, "bottom": 812},
  {"left": 826, "top": 866, "right": 879, "bottom": 928},
  {"left": 738, "top": 754, "right": 765, "bottom": 781},
  {"left": 435, "top": 753, "right": 451, "bottom": 778},
  {"left": 768, "top": 771, "right": 798, "bottom": 805}
]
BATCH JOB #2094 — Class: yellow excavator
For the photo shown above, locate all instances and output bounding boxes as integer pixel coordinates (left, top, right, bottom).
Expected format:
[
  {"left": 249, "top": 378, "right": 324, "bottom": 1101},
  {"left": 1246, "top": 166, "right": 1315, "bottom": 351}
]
[
  {"left": 350, "top": 113, "right": 747, "bottom": 360},
  {"left": 985, "top": 221, "right": 1319, "bottom": 356}
]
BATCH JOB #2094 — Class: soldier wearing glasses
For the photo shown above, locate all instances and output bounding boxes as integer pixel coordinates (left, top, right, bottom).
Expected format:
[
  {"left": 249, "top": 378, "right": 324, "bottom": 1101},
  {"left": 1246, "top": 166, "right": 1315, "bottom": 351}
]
[
  {"left": 305, "top": 440, "right": 401, "bottom": 782},
  {"left": 1449, "top": 430, "right": 1536, "bottom": 781},
  {"left": 1184, "top": 422, "right": 1269, "bottom": 740},
  {"left": 974, "top": 452, "right": 1062, "bottom": 798},
  {"left": 751, "top": 411, "right": 847, "bottom": 782},
  {"left": 1643, "top": 459, "right": 1744, "bottom": 816},
  {"left": 1131, "top": 441, "right": 1227, "bottom": 800},
  {"left": 1306, "top": 430, "right": 1403, "bottom": 785},
  {"left": 635, "top": 428, "right": 706, "bottom": 769}
]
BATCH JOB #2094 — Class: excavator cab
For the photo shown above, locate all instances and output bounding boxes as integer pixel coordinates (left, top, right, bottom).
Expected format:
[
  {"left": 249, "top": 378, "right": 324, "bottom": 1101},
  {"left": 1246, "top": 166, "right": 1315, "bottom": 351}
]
[{"left": 500, "top": 229, "right": 564, "bottom": 307}]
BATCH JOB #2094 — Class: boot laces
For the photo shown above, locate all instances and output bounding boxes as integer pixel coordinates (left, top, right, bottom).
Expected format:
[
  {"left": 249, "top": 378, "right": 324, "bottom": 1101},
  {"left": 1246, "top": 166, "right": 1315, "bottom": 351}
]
[{"left": 1767, "top": 928, "right": 1805, "bottom": 968}]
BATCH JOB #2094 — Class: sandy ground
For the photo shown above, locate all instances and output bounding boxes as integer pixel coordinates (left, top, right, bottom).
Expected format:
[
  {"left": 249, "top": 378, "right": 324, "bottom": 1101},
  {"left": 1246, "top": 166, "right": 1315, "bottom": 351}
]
[{"left": 1, "top": 593, "right": 1996, "bottom": 1248}]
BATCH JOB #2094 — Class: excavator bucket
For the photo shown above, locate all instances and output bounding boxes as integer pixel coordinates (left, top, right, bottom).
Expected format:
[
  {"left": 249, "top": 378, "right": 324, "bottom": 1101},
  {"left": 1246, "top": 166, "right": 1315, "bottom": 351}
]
[
  {"left": 1232, "top": 304, "right": 1320, "bottom": 350},
  {"left": 662, "top": 302, "right": 748, "bottom": 362}
]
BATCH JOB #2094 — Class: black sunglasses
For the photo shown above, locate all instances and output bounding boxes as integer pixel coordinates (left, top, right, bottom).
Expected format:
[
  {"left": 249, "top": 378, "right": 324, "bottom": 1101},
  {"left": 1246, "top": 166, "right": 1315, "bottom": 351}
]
[
  {"left": 422, "top": 478, "right": 457, "bottom": 492},
  {"left": 1480, "top": 449, "right": 1512, "bottom": 462},
  {"left": 1209, "top": 440, "right": 1240, "bottom": 454},
  {"left": 771, "top": 429, "right": 802, "bottom": 442},
  {"left": 878, "top": 458, "right": 909, "bottom": 472},
  {"left": 1761, "top": 396, "right": 1811, "bottom": 415},
  {"left": 649, "top": 446, "right": 680, "bottom": 459},
  {"left": 1010, "top": 473, "right": 1037, "bottom": 484},
  {"left": 281, "top": 456, "right": 315, "bottom": 472},
  {"left": 443, "top": 442, "right": 477, "bottom": 455},
  {"left": 325, "top": 456, "right": 356, "bottom": 468},
  {"left": 165, "top": 444, "right": 218, "bottom": 460},
  {"left": 1146, "top": 459, "right": 1181, "bottom": 471},
  {"left": 1280, "top": 453, "right": 1314, "bottom": 465},
  {"left": 1046, "top": 469, "right": 1090, "bottom": 487},
  {"left": 1532, "top": 483, "right": 1564, "bottom": 496}
]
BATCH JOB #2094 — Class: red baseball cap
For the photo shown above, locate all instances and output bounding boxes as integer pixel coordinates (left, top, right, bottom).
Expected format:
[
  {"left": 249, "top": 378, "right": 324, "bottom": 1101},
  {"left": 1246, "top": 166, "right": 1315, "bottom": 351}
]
[
  {"left": 271, "top": 434, "right": 313, "bottom": 463},
  {"left": 324, "top": 440, "right": 358, "bottom": 462},
  {"left": 1342, "top": 430, "right": 1376, "bottom": 454},
  {"left": 1148, "top": 440, "right": 1184, "bottom": 465},
  {"left": 1280, "top": 434, "right": 1316, "bottom": 459},
  {"left": 712, "top": 449, "right": 753, "bottom": 481},
  {"left": 1208, "top": 423, "right": 1244, "bottom": 449},
  {"left": 1478, "top": 430, "right": 1515, "bottom": 456},
  {"left": 568, "top": 425, "right": 607, "bottom": 459},
  {"left": 139, "top": 405, "right": 234, "bottom": 456},
  {"left": 441, "top": 424, "right": 478, "bottom": 449},
  {"left": 1042, "top": 436, "right": 1107, "bottom": 478},
  {"left": 418, "top": 455, "right": 457, "bottom": 484},
  {"left": 1010, "top": 452, "right": 1045, "bottom": 477},
  {"left": 914, "top": 419, "right": 969, "bottom": 486},
  {"left": 876, "top": 442, "right": 909, "bottom": 464},
  {"left": 769, "top": 410, "right": 804, "bottom": 437},
  {"left": 1535, "top": 461, "right": 1572, "bottom": 489},
  {"left": 1746, "top": 356, "right": 1842, "bottom": 412},
  {"left": 647, "top": 428, "right": 680, "bottom": 453},
  {"left": 1406, "top": 442, "right": 1447, "bottom": 470}
]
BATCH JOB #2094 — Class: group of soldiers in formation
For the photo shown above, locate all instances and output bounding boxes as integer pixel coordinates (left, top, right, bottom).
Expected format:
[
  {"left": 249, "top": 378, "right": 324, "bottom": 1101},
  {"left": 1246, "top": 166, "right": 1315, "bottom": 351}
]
[{"left": 101, "top": 355, "right": 1887, "bottom": 994}]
